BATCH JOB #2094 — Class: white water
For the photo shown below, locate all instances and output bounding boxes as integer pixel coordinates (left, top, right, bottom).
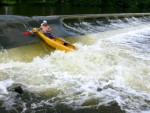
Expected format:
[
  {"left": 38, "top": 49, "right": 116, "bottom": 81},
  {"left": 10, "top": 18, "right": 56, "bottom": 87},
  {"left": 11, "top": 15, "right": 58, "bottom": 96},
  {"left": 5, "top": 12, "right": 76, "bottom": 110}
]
[{"left": 0, "top": 17, "right": 150, "bottom": 113}]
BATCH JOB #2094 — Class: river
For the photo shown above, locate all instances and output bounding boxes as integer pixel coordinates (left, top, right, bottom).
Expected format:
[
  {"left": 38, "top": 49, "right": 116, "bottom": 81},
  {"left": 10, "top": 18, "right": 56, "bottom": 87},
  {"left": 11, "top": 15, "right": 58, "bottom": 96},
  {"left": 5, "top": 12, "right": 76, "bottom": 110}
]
[
  {"left": 0, "top": 5, "right": 150, "bottom": 113},
  {"left": 0, "top": 5, "right": 150, "bottom": 16}
]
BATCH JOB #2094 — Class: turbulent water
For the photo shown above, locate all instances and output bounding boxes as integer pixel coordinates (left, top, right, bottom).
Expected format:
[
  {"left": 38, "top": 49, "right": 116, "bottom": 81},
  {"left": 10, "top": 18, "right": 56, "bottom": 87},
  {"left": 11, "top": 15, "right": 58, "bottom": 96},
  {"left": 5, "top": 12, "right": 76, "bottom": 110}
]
[{"left": 0, "top": 15, "right": 150, "bottom": 113}]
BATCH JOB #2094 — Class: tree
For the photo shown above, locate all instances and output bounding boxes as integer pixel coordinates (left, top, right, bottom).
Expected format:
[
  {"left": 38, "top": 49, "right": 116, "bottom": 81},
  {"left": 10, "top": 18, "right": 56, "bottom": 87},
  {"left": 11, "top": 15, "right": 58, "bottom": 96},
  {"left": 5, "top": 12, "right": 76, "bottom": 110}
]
[{"left": 56, "top": 0, "right": 62, "bottom": 4}]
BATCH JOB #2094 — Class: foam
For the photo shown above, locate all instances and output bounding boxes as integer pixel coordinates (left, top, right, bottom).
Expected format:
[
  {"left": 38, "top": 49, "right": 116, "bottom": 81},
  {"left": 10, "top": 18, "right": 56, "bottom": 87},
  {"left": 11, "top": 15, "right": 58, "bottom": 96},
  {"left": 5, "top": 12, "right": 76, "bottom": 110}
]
[{"left": 0, "top": 16, "right": 150, "bottom": 113}]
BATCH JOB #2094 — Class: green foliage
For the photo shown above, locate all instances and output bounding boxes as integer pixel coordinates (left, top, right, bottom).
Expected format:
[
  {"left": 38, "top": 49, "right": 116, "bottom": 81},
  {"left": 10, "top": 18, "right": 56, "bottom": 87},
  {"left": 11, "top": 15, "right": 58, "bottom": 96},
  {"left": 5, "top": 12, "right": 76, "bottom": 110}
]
[
  {"left": 1, "top": 0, "right": 150, "bottom": 8},
  {"left": 137, "top": 0, "right": 150, "bottom": 8}
]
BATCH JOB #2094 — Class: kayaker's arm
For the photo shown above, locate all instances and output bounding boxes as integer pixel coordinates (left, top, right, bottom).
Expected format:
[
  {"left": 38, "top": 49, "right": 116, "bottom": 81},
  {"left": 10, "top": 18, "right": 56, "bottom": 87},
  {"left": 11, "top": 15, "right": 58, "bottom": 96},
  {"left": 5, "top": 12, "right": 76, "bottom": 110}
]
[{"left": 37, "top": 27, "right": 42, "bottom": 32}]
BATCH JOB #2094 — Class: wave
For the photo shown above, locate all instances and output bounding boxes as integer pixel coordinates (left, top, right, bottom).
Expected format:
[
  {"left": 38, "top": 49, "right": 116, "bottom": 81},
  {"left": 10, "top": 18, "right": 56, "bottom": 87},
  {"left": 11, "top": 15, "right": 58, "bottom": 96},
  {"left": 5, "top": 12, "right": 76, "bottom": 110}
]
[
  {"left": 0, "top": 14, "right": 150, "bottom": 50},
  {"left": 0, "top": 14, "right": 150, "bottom": 113},
  {"left": 0, "top": 15, "right": 77, "bottom": 49}
]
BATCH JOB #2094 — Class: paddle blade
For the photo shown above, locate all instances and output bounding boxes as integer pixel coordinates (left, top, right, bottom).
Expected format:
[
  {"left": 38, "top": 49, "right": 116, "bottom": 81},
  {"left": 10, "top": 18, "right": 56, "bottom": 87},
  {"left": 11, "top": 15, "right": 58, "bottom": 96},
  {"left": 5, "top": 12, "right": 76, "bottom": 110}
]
[{"left": 22, "top": 31, "right": 31, "bottom": 35}]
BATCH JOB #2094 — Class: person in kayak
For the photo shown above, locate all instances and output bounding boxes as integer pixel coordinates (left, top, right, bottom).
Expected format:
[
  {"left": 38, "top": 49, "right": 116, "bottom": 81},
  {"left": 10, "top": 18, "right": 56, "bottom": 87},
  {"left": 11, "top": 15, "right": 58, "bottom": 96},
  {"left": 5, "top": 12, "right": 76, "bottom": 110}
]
[{"left": 39, "top": 20, "right": 54, "bottom": 39}]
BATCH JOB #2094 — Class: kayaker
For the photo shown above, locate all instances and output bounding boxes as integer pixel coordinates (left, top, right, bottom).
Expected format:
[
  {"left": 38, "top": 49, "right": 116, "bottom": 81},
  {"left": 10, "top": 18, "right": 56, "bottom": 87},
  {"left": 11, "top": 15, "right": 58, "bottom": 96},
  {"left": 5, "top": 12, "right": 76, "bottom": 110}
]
[{"left": 39, "top": 20, "right": 54, "bottom": 39}]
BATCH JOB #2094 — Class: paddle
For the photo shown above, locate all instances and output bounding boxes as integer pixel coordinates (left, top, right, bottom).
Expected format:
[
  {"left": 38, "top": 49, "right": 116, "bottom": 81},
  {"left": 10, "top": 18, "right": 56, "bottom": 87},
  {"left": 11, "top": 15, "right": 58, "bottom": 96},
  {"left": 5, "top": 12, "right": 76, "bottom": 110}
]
[
  {"left": 22, "top": 31, "right": 31, "bottom": 35},
  {"left": 23, "top": 28, "right": 40, "bottom": 35},
  {"left": 22, "top": 29, "right": 34, "bottom": 35}
]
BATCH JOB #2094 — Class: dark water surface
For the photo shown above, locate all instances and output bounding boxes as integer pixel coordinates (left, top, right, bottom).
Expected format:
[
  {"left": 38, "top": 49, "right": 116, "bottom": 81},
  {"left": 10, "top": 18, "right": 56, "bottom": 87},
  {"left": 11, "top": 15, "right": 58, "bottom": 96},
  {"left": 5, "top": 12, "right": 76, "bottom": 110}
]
[{"left": 0, "top": 5, "right": 149, "bottom": 16}]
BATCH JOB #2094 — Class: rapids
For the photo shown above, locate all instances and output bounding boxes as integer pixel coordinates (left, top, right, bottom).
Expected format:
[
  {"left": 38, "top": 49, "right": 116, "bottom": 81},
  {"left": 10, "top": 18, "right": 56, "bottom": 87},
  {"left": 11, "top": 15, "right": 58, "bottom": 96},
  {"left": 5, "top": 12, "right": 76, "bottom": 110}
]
[{"left": 0, "top": 15, "right": 150, "bottom": 113}]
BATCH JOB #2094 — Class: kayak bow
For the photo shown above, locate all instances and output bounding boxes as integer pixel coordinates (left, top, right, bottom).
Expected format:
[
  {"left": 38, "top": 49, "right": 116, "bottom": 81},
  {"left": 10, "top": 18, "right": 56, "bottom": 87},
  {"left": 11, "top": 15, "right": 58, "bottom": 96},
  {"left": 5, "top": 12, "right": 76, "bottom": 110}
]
[{"left": 32, "top": 28, "right": 77, "bottom": 52}]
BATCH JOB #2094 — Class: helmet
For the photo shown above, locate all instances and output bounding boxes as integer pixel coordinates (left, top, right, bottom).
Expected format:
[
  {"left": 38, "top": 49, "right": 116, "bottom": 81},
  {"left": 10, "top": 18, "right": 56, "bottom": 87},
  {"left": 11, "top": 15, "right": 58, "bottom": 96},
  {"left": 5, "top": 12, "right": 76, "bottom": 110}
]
[
  {"left": 41, "top": 20, "right": 47, "bottom": 26},
  {"left": 43, "top": 20, "right": 47, "bottom": 23}
]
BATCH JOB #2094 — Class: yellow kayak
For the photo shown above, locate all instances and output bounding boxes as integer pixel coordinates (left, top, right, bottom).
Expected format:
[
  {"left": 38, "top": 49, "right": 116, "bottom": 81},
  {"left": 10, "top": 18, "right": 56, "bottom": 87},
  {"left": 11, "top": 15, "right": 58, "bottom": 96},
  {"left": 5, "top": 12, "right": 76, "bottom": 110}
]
[{"left": 32, "top": 28, "right": 77, "bottom": 52}]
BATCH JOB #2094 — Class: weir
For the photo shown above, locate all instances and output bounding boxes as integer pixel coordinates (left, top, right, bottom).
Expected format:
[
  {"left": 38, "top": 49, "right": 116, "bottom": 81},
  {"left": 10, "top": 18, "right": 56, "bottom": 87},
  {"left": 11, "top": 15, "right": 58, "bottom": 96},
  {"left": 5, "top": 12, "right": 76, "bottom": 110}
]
[
  {"left": 0, "top": 13, "right": 150, "bottom": 50},
  {"left": 61, "top": 13, "right": 150, "bottom": 20}
]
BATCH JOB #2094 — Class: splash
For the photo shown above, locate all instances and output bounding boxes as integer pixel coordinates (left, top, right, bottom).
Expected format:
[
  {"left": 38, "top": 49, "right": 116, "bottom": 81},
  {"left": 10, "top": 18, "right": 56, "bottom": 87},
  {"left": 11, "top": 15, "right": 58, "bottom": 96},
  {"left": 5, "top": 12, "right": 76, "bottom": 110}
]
[{"left": 0, "top": 16, "right": 150, "bottom": 113}]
